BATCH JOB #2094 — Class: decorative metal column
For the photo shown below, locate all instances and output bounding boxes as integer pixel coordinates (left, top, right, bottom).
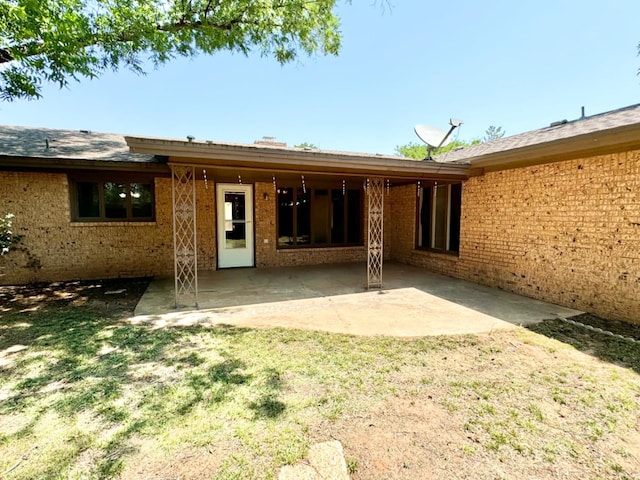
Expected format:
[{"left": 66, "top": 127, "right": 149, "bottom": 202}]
[
  {"left": 171, "top": 165, "right": 198, "bottom": 308},
  {"left": 366, "top": 177, "right": 384, "bottom": 289}
]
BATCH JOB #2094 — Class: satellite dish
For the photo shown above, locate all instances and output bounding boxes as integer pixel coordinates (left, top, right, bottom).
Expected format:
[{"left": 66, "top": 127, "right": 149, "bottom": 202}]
[
  {"left": 414, "top": 125, "right": 451, "bottom": 149},
  {"left": 414, "top": 118, "right": 463, "bottom": 160}
]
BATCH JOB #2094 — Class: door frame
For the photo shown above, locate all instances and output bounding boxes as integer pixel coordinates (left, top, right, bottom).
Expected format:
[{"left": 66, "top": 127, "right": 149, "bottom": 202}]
[{"left": 216, "top": 183, "right": 255, "bottom": 268}]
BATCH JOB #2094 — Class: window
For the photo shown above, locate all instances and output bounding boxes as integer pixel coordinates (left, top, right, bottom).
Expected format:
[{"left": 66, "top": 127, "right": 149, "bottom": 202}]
[
  {"left": 277, "top": 186, "right": 362, "bottom": 247},
  {"left": 417, "top": 183, "right": 461, "bottom": 253},
  {"left": 71, "top": 178, "right": 155, "bottom": 222}
]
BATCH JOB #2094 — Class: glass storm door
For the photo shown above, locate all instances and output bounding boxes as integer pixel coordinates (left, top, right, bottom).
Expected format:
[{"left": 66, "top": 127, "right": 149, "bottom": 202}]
[{"left": 216, "top": 184, "right": 254, "bottom": 268}]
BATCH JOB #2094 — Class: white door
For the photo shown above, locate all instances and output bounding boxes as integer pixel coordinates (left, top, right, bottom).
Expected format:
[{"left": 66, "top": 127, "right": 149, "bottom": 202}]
[{"left": 216, "top": 184, "right": 254, "bottom": 268}]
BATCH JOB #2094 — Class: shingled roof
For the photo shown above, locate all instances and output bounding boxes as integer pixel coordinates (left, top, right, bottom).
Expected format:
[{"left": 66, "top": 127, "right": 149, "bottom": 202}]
[
  {"left": 3, "top": 102, "right": 640, "bottom": 174},
  {"left": 435, "top": 103, "right": 640, "bottom": 165},
  {"left": 0, "top": 125, "right": 158, "bottom": 163}
]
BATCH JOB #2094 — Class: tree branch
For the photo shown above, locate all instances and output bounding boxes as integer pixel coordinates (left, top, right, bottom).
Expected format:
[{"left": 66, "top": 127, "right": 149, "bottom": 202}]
[
  {"left": 0, "top": 48, "right": 14, "bottom": 63},
  {"left": 0, "top": 13, "right": 249, "bottom": 65},
  {"left": 0, "top": 40, "right": 46, "bottom": 64}
]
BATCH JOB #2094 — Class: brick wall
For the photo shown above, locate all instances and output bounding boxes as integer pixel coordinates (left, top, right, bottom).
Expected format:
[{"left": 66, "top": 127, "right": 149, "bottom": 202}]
[
  {"left": 0, "top": 172, "right": 215, "bottom": 284},
  {"left": 1, "top": 174, "right": 390, "bottom": 284},
  {"left": 389, "top": 151, "right": 640, "bottom": 323},
  {"left": 195, "top": 179, "right": 217, "bottom": 271}
]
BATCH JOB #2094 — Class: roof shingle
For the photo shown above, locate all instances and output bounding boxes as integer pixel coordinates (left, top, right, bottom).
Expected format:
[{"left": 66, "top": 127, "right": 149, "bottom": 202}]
[
  {"left": 0, "top": 125, "right": 157, "bottom": 163},
  {"left": 435, "top": 103, "right": 640, "bottom": 164}
]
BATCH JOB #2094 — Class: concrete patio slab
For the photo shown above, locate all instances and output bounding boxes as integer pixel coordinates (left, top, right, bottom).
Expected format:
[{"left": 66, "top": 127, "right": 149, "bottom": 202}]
[{"left": 131, "top": 262, "right": 582, "bottom": 336}]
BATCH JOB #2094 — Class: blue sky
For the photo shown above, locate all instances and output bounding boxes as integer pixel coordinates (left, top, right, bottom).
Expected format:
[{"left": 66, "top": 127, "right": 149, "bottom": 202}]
[{"left": 1, "top": 1, "right": 639, "bottom": 155}]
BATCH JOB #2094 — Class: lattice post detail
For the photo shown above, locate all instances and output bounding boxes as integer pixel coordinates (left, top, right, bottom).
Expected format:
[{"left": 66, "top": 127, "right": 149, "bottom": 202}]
[
  {"left": 367, "top": 177, "right": 384, "bottom": 289},
  {"left": 172, "top": 165, "right": 198, "bottom": 308}
]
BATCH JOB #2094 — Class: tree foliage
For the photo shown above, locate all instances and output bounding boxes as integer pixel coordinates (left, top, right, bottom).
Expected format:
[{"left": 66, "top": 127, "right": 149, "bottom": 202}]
[
  {"left": 395, "top": 139, "right": 478, "bottom": 160},
  {"left": 0, "top": 0, "right": 342, "bottom": 100},
  {"left": 396, "top": 126, "right": 506, "bottom": 160},
  {"left": 483, "top": 125, "right": 505, "bottom": 142},
  {"left": 294, "top": 142, "right": 318, "bottom": 149},
  {"left": 0, "top": 213, "right": 22, "bottom": 255}
]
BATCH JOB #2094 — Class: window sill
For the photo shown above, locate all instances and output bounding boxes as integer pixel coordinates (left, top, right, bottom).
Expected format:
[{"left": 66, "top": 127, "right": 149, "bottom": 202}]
[
  {"left": 412, "top": 249, "right": 459, "bottom": 261},
  {"left": 70, "top": 221, "right": 156, "bottom": 227},
  {"left": 277, "top": 245, "right": 364, "bottom": 252}
]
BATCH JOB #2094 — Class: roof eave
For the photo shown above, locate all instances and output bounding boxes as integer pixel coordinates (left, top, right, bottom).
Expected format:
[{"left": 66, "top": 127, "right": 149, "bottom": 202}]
[{"left": 0, "top": 155, "right": 170, "bottom": 174}]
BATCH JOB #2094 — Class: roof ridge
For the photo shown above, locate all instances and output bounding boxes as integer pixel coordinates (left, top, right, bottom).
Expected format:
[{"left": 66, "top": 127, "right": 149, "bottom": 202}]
[{"left": 577, "top": 102, "right": 640, "bottom": 121}]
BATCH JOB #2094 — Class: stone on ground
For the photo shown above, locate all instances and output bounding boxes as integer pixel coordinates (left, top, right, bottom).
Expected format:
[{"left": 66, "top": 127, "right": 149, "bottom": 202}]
[
  {"left": 278, "top": 464, "right": 321, "bottom": 480},
  {"left": 278, "top": 440, "right": 349, "bottom": 480}
]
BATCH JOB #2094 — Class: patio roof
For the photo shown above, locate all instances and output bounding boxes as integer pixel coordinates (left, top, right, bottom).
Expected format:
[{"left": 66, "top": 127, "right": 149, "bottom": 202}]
[{"left": 125, "top": 135, "right": 471, "bottom": 183}]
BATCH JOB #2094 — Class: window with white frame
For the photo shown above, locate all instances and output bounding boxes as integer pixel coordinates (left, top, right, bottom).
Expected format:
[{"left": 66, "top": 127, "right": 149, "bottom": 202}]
[{"left": 417, "top": 183, "right": 461, "bottom": 253}]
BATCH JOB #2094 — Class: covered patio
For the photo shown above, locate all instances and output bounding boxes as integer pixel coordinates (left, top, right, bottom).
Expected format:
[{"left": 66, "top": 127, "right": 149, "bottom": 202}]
[
  {"left": 132, "top": 262, "right": 582, "bottom": 336},
  {"left": 125, "top": 135, "right": 471, "bottom": 309}
]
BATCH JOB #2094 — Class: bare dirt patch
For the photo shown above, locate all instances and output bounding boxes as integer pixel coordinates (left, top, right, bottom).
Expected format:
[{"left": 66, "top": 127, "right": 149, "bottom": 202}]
[
  {"left": 119, "top": 441, "right": 233, "bottom": 480},
  {"left": 0, "top": 277, "right": 150, "bottom": 317},
  {"left": 325, "top": 331, "right": 640, "bottom": 480}
]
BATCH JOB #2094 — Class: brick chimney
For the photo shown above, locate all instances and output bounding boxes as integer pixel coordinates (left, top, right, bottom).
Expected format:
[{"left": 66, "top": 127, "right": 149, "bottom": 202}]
[{"left": 254, "top": 136, "right": 287, "bottom": 147}]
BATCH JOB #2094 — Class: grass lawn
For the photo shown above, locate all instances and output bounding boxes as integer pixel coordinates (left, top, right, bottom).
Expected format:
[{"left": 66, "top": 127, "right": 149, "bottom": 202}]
[{"left": 1, "top": 279, "right": 639, "bottom": 479}]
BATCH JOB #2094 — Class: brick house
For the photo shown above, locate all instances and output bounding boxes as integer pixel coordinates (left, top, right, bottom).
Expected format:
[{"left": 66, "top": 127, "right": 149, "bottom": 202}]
[{"left": 1, "top": 103, "right": 639, "bottom": 322}]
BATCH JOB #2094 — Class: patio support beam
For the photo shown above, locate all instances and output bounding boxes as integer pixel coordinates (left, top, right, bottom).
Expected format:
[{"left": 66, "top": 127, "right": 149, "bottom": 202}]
[
  {"left": 171, "top": 165, "right": 198, "bottom": 308},
  {"left": 366, "top": 177, "right": 384, "bottom": 289}
]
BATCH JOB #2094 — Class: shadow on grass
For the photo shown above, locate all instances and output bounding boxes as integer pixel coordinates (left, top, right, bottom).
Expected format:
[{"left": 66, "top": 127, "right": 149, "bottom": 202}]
[
  {"left": 0, "top": 304, "right": 281, "bottom": 478},
  {"left": 527, "top": 317, "right": 640, "bottom": 375},
  {"left": 248, "top": 367, "right": 287, "bottom": 419}
]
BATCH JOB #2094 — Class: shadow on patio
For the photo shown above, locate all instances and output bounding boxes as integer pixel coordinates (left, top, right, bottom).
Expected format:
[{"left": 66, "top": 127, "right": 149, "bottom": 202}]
[{"left": 132, "top": 262, "right": 582, "bottom": 336}]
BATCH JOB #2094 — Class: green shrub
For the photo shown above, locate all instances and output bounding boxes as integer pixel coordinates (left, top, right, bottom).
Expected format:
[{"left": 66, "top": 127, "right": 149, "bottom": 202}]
[{"left": 0, "top": 213, "right": 23, "bottom": 255}]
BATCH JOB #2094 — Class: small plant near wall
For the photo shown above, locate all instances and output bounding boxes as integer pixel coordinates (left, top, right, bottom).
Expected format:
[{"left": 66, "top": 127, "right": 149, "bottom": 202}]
[
  {"left": 0, "top": 213, "right": 42, "bottom": 280},
  {"left": 0, "top": 213, "right": 23, "bottom": 255}
]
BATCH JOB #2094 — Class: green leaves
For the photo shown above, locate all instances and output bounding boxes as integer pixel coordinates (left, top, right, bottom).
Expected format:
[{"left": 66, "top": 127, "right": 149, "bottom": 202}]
[
  {"left": 0, "top": 0, "right": 342, "bottom": 100},
  {"left": 395, "top": 139, "right": 473, "bottom": 160},
  {"left": 294, "top": 142, "right": 318, "bottom": 149},
  {"left": 396, "top": 126, "right": 504, "bottom": 160},
  {"left": 0, "top": 213, "right": 23, "bottom": 255}
]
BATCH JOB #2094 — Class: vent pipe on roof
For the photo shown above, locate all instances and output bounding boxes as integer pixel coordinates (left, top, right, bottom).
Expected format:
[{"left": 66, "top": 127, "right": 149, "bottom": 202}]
[
  {"left": 549, "top": 119, "right": 568, "bottom": 127},
  {"left": 581, "top": 106, "right": 585, "bottom": 119}
]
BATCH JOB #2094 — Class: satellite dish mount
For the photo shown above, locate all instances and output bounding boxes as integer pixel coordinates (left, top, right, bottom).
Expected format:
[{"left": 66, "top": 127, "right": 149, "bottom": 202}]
[{"left": 414, "top": 118, "right": 463, "bottom": 160}]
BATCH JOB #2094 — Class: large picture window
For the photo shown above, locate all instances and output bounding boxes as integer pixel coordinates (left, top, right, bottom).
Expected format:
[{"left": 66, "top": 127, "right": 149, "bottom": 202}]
[
  {"left": 71, "top": 177, "right": 155, "bottom": 222},
  {"left": 277, "top": 187, "right": 362, "bottom": 247},
  {"left": 417, "top": 183, "right": 461, "bottom": 253}
]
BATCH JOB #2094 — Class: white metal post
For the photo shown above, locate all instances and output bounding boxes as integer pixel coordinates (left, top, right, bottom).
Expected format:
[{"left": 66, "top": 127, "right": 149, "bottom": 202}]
[
  {"left": 366, "top": 177, "right": 384, "bottom": 289},
  {"left": 171, "top": 165, "right": 198, "bottom": 308}
]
